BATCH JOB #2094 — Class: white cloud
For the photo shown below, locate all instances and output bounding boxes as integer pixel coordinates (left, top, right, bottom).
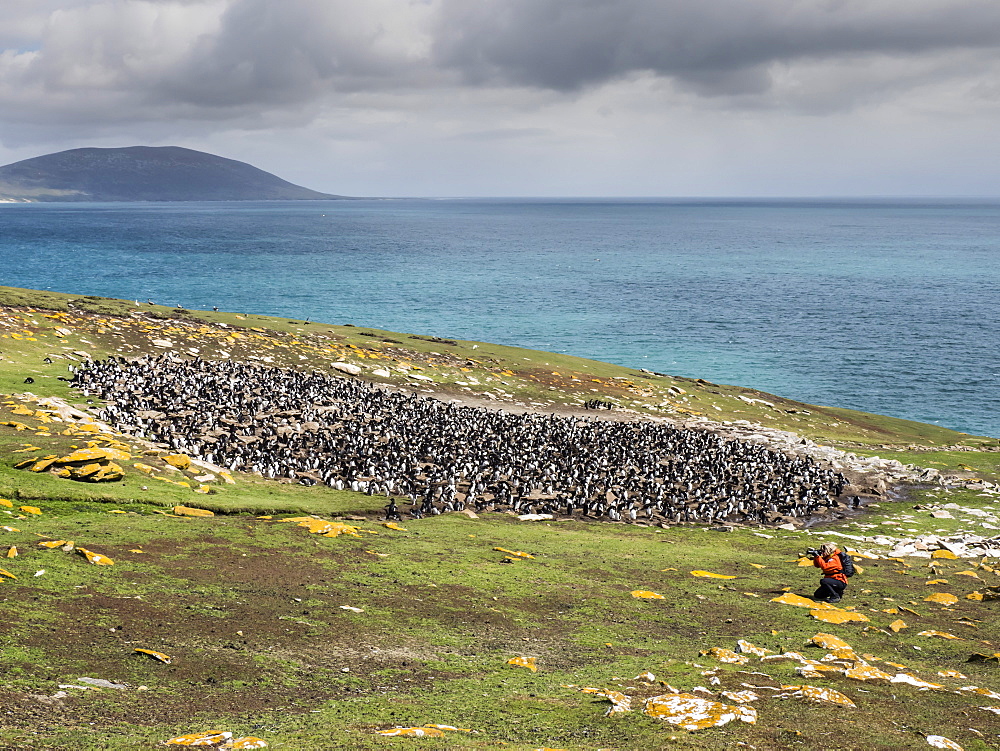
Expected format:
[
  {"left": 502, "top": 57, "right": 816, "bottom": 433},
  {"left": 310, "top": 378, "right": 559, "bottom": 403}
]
[{"left": 1, "top": 0, "right": 999, "bottom": 195}]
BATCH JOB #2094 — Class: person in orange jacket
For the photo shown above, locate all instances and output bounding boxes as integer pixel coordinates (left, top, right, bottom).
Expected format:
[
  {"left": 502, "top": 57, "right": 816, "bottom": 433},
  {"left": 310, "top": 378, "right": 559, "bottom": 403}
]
[{"left": 809, "top": 542, "right": 848, "bottom": 603}]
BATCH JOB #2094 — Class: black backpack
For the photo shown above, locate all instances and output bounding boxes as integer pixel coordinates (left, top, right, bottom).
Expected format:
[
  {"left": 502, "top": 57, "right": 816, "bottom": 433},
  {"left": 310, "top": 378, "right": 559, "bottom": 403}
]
[{"left": 838, "top": 551, "right": 856, "bottom": 578}]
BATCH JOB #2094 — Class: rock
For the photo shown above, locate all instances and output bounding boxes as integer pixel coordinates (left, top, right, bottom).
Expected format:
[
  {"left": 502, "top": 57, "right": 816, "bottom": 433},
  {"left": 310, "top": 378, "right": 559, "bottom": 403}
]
[
  {"left": 940, "top": 541, "right": 967, "bottom": 556},
  {"left": 331, "top": 362, "right": 362, "bottom": 376},
  {"left": 77, "top": 677, "right": 129, "bottom": 690},
  {"left": 371, "top": 368, "right": 391, "bottom": 377},
  {"left": 162, "top": 454, "right": 191, "bottom": 470}
]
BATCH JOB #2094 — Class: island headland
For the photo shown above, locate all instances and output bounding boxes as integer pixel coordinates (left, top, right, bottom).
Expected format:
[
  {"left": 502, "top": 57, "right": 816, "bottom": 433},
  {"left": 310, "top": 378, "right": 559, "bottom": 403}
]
[{"left": 0, "top": 146, "right": 340, "bottom": 202}]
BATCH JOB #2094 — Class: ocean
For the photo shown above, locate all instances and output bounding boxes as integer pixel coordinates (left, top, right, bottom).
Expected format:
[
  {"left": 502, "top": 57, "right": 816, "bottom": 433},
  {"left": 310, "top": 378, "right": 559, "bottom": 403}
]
[{"left": 1, "top": 198, "right": 998, "bottom": 438}]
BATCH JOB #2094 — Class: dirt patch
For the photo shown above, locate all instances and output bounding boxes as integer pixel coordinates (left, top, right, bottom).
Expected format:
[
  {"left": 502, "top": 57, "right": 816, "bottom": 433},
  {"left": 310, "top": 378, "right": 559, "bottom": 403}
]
[{"left": 0, "top": 528, "right": 486, "bottom": 732}]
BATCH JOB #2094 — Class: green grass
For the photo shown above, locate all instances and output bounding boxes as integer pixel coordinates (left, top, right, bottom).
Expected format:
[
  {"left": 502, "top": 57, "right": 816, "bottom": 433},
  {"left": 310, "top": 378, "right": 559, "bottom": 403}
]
[
  {"left": 0, "top": 286, "right": 999, "bottom": 749},
  {"left": 4, "top": 283, "right": 997, "bottom": 450},
  {"left": 849, "top": 448, "right": 1000, "bottom": 483},
  {"left": 1, "top": 498, "right": 998, "bottom": 749}
]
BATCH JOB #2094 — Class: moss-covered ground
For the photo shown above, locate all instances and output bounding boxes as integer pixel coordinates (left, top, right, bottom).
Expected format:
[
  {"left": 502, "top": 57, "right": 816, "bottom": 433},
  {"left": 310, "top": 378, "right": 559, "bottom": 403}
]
[{"left": 0, "top": 286, "right": 998, "bottom": 750}]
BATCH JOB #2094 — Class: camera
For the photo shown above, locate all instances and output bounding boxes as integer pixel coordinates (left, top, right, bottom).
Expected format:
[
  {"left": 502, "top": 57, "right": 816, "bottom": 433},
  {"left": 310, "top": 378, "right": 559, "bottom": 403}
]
[{"left": 805, "top": 548, "right": 820, "bottom": 558}]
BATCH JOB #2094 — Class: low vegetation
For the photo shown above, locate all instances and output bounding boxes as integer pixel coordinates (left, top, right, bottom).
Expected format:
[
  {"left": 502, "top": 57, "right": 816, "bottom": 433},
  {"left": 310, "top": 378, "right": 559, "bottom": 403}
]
[{"left": 0, "top": 285, "right": 998, "bottom": 750}]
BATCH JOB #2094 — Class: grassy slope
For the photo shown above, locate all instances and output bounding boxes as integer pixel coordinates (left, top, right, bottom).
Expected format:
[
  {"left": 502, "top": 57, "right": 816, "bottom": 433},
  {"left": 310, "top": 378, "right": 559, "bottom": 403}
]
[{"left": 1, "top": 286, "right": 999, "bottom": 750}]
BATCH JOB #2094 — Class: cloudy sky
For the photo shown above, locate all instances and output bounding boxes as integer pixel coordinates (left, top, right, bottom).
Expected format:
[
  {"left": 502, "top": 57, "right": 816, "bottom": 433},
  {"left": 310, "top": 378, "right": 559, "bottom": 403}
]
[{"left": 1, "top": 0, "right": 999, "bottom": 197}]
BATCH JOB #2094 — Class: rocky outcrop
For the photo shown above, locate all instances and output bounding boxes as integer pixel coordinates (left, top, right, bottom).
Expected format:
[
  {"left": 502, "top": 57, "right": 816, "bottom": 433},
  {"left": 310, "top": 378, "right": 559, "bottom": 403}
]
[{"left": 678, "top": 418, "right": 992, "bottom": 498}]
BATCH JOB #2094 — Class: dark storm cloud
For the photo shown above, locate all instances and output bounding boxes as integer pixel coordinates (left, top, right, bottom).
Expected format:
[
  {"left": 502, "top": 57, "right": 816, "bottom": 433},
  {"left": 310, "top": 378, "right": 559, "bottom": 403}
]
[
  {"left": 155, "top": 0, "right": 432, "bottom": 108},
  {"left": 2, "top": 0, "right": 1000, "bottom": 125},
  {"left": 2, "top": 0, "right": 1000, "bottom": 155},
  {"left": 432, "top": 0, "right": 1000, "bottom": 95}
]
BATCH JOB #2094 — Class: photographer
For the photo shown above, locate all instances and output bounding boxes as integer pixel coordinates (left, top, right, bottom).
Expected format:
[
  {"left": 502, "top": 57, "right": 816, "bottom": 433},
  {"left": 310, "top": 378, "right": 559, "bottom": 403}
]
[{"left": 807, "top": 542, "right": 849, "bottom": 603}]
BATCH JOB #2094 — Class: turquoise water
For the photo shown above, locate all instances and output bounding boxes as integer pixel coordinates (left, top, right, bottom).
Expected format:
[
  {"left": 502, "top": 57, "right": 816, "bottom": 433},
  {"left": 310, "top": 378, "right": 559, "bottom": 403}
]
[{"left": 1, "top": 198, "right": 998, "bottom": 438}]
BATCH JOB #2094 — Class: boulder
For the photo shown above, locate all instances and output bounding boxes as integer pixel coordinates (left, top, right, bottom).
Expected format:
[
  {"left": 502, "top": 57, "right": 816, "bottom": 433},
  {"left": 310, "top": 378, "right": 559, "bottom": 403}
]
[{"left": 331, "top": 362, "right": 362, "bottom": 376}]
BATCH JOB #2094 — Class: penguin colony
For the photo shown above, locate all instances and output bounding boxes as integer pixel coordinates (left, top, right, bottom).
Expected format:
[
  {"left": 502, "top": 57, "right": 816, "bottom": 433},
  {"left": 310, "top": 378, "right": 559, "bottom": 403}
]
[{"left": 71, "top": 355, "right": 848, "bottom": 525}]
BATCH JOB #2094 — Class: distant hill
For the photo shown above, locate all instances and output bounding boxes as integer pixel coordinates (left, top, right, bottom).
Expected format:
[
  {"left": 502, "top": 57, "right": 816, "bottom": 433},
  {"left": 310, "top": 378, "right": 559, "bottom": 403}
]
[{"left": 0, "top": 146, "right": 341, "bottom": 202}]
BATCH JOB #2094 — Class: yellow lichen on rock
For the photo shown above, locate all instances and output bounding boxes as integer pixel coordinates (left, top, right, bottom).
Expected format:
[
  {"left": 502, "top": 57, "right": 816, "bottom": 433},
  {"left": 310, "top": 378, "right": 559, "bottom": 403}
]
[
  {"left": 775, "top": 684, "right": 857, "bottom": 708},
  {"left": 376, "top": 727, "right": 445, "bottom": 737},
  {"left": 27, "top": 457, "right": 59, "bottom": 472},
  {"left": 810, "top": 633, "right": 853, "bottom": 651},
  {"left": 89, "top": 463, "right": 124, "bottom": 482},
  {"left": 890, "top": 673, "right": 946, "bottom": 690},
  {"left": 57, "top": 447, "right": 130, "bottom": 463},
  {"left": 321, "top": 522, "right": 362, "bottom": 538},
  {"left": 937, "top": 669, "right": 967, "bottom": 679},
  {"left": 73, "top": 463, "right": 103, "bottom": 478},
  {"left": 228, "top": 739, "right": 268, "bottom": 749},
  {"left": 422, "top": 724, "right": 471, "bottom": 733},
  {"left": 172, "top": 506, "right": 214, "bottom": 518},
  {"left": 917, "top": 630, "right": 962, "bottom": 640},
  {"left": 844, "top": 665, "right": 894, "bottom": 683},
  {"left": 162, "top": 454, "right": 192, "bottom": 470},
  {"left": 889, "top": 619, "right": 908, "bottom": 633},
  {"left": 286, "top": 518, "right": 361, "bottom": 537},
  {"left": 720, "top": 689, "right": 759, "bottom": 704},
  {"left": 825, "top": 646, "right": 859, "bottom": 660},
  {"left": 631, "top": 590, "right": 665, "bottom": 599},
  {"left": 507, "top": 655, "right": 537, "bottom": 672},
  {"left": 932, "top": 550, "right": 959, "bottom": 560},
  {"left": 772, "top": 593, "right": 838, "bottom": 610},
  {"left": 690, "top": 570, "right": 737, "bottom": 579},
  {"left": 579, "top": 687, "right": 632, "bottom": 715},
  {"left": 77, "top": 548, "right": 114, "bottom": 565},
  {"left": 735, "top": 639, "right": 772, "bottom": 657},
  {"left": 700, "top": 647, "right": 750, "bottom": 665},
  {"left": 643, "top": 693, "right": 757, "bottom": 730},
  {"left": 163, "top": 731, "right": 233, "bottom": 746},
  {"left": 794, "top": 663, "right": 844, "bottom": 679},
  {"left": 924, "top": 593, "right": 959, "bottom": 606},
  {"left": 135, "top": 648, "right": 172, "bottom": 664},
  {"left": 494, "top": 547, "right": 535, "bottom": 559},
  {"left": 810, "top": 610, "right": 869, "bottom": 624}
]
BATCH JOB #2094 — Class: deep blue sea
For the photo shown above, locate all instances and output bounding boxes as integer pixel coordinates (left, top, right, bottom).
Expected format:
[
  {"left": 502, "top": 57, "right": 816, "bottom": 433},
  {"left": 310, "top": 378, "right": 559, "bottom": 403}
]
[{"left": 1, "top": 198, "right": 998, "bottom": 438}]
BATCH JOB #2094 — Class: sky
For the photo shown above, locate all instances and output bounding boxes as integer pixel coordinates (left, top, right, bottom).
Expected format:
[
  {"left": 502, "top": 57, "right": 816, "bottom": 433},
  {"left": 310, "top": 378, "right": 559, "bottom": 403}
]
[{"left": 1, "top": 0, "right": 999, "bottom": 197}]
